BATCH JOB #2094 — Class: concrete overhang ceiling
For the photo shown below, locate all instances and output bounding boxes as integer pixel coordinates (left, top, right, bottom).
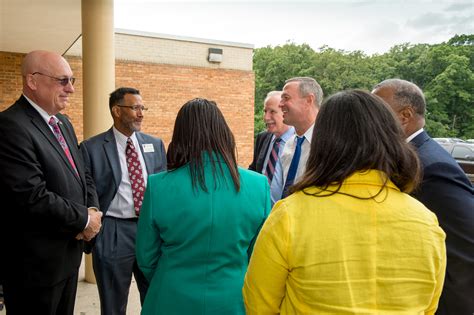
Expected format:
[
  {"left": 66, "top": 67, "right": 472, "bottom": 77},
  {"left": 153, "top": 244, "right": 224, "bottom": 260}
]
[{"left": 0, "top": 0, "right": 81, "bottom": 55}]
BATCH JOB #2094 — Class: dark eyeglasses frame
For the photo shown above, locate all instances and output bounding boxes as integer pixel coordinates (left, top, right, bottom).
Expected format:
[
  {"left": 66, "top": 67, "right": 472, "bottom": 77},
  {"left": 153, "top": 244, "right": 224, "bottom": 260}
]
[
  {"left": 116, "top": 105, "right": 148, "bottom": 112},
  {"left": 31, "top": 72, "right": 76, "bottom": 86}
]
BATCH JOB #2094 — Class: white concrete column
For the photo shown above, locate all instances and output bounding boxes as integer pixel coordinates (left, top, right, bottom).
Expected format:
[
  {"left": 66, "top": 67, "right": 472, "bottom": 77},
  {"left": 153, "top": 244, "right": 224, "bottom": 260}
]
[
  {"left": 81, "top": 0, "right": 115, "bottom": 283},
  {"left": 82, "top": 0, "right": 115, "bottom": 139}
]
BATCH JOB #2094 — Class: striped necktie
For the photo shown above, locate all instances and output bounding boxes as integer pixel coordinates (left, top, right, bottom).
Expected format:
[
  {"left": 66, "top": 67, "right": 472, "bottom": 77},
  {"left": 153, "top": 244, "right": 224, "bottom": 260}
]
[
  {"left": 49, "top": 117, "right": 78, "bottom": 176},
  {"left": 265, "top": 138, "right": 282, "bottom": 184}
]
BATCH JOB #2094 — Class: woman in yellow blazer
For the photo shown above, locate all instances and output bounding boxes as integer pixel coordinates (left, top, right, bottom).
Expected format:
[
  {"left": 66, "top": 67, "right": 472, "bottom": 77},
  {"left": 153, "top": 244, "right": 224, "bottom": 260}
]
[
  {"left": 136, "top": 98, "right": 270, "bottom": 314},
  {"left": 243, "top": 90, "right": 446, "bottom": 314}
]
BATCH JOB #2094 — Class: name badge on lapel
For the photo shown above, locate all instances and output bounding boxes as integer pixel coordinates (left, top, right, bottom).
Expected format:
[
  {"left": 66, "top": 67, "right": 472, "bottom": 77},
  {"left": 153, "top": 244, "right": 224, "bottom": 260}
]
[{"left": 142, "top": 143, "right": 155, "bottom": 153}]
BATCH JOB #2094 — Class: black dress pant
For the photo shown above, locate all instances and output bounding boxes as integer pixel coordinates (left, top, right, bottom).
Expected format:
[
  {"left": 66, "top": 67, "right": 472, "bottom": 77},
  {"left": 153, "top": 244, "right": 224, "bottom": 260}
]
[{"left": 3, "top": 272, "right": 79, "bottom": 315}]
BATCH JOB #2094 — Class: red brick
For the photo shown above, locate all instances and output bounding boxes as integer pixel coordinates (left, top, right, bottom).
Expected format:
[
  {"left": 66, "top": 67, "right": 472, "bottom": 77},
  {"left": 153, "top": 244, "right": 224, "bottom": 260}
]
[{"left": 0, "top": 52, "right": 255, "bottom": 167}]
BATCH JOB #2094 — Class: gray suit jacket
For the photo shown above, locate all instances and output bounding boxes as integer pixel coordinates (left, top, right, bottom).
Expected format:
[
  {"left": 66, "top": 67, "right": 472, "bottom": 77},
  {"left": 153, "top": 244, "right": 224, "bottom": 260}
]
[{"left": 80, "top": 128, "right": 167, "bottom": 215}]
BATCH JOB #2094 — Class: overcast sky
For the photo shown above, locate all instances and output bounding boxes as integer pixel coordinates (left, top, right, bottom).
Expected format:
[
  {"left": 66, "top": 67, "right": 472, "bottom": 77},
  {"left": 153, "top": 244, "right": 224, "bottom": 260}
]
[{"left": 114, "top": 0, "right": 473, "bottom": 55}]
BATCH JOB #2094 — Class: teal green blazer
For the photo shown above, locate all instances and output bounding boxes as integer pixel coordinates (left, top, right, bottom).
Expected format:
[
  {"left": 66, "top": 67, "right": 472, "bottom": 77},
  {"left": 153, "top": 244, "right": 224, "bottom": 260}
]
[{"left": 136, "top": 156, "right": 271, "bottom": 314}]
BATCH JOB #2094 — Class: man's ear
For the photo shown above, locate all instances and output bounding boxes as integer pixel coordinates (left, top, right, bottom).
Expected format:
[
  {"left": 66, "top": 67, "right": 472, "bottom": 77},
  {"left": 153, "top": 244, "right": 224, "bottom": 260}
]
[
  {"left": 398, "top": 106, "right": 414, "bottom": 125},
  {"left": 111, "top": 105, "right": 120, "bottom": 118},
  {"left": 306, "top": 93, "right": 315, "bottom": 107},
  {"left": 25, "top": 74, "right": 38, "bottom": 90}
]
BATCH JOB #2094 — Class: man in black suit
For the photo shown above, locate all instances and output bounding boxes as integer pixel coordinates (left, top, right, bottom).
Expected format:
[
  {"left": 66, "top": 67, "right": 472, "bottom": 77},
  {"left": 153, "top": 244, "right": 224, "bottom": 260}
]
[
  {"left": 0, "top": 50, "right": 102, "bottom": 314},
  {"left": 80, "top": 87, "right": 167, "bottom": 315},
  {"left": 249, "top": 91, "right": 294, "bottom": 204},
  {"left": 373, "top": 79, "right": 474, "bottom": 314},
  {"left": 248, "top": 131, "right": 272, "bottom": 173}
]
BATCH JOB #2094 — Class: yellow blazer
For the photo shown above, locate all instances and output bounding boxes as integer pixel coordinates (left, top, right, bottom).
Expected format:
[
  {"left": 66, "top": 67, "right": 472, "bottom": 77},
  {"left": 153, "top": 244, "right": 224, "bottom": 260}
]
[{"left": 243, "top": 170, "right": 446, "bottom": 314}]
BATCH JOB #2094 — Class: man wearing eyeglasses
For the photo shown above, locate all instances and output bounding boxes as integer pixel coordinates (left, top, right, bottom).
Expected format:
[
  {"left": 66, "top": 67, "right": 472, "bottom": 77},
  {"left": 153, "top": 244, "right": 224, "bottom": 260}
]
[
  {"left": 0, "top": 50, "right": 102, "bottom": 314},
  {"left": 80, "top": 87, "right": 166, "bottom": 315}
]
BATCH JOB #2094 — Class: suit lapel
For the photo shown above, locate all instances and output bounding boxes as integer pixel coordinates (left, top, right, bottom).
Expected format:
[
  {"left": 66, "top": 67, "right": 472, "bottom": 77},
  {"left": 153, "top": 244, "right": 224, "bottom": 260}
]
[
  {"left": 25, "top": 105, "right": 82, "bottom": 185},
  {"left": 136, "top": 133, "right": 153, "bottom": 174},
  {"left": 56, "top": 116, "right": 84, "bottom": 187},
  {"left": 104, "top": 129, "right": 122, "bottom": 188},
  {"left": 257, "top": 133, "right": 273, "bottom": 173}
]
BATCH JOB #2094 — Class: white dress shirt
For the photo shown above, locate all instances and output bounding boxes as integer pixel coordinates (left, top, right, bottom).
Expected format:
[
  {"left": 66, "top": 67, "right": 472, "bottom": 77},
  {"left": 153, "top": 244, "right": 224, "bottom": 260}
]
[
  {"left": 406, "top": 128, "right": 424, "bottom": 142},
  {"left": 262, "top": 127, "right": 295, "bottom": 205},
  {"left": 106, "top": 127, "right": 148, "bottom": 219},
  {"left": 280, "top": 124, "right": 314, "bottom": 188},
  {"left": 24, "top": 94, "right": 58, "bottom": 133}
]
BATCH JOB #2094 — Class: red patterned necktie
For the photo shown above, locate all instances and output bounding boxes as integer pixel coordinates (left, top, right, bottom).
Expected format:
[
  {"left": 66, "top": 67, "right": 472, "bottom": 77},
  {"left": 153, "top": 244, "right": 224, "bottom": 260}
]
[
  {"left": 48, "top": 117, "right": 78, "bottom": 176},
  {"left": 126, "top": 138, "right": 145, "bottom": 215}
]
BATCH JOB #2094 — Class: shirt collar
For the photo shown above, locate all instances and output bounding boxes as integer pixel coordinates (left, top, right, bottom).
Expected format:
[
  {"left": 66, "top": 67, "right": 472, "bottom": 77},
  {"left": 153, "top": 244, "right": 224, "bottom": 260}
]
[
  {"left": 293, "top": 124, "right": 314, "bottom": 143},
  {"left": 113, "top": 126, "right": 138, "bottom": 148},
  {"left": 23, "top": 94, "right": 56, "bottom": 125},
  {"left": 302, "top": 169, "right": 400, "bottom": 197},
  {"left": 303, "top": 124, "right": 315, "bottom": 143},
  {"left": 273, "top": 126, "right": 295, "bottom": 144},
  {"left": 406, "top": 128, "right": 424, "bottom": 143}
]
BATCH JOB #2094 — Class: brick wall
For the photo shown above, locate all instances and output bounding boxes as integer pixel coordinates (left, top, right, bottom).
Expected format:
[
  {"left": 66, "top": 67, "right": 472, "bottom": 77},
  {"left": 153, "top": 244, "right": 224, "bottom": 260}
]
[{"left": 0, "top": 51, "right": 255, "bottom": 167}]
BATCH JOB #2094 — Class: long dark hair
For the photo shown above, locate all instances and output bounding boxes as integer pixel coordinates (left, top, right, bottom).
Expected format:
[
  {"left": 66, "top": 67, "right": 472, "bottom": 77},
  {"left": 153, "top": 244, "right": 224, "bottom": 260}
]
[
  {"left": 167, "top": 98, "right": 240, "bottom": 192},
  {"left": 292, "top": 90, "right": 420, "bottom": 197}
]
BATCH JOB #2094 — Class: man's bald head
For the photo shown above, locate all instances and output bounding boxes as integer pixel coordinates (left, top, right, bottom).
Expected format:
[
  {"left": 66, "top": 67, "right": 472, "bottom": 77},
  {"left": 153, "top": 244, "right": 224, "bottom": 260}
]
[
  {"left": 21, "top": 50, "right": 75, "bottom": 115},
  {"left": 373, "top": 79, "right": 426, "bottom": 115},
  {"left": 21, "top": 50, "right": 70, "bottom": 78}
]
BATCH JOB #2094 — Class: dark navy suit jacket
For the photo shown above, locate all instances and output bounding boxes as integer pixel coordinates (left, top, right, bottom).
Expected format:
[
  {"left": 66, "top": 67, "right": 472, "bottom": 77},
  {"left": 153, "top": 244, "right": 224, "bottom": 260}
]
[
  {"left": 248, "top": 131, "right": 272, "bottom": 173},
  {"left": 410, "top": 131, "right": 474, "bottom": 314}
]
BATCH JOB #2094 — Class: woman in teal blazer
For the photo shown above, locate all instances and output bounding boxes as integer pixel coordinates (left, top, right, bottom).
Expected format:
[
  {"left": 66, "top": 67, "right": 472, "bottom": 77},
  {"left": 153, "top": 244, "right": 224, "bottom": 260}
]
[{"left": 136, "top": 98, "right": 271, "bottom": 314}]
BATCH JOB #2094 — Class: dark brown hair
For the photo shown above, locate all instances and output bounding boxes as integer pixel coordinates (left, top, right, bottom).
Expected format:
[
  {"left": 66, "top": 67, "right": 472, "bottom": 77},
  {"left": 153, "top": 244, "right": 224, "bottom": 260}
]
[
  {"left": 167, "top": 98, "right": 240, "bottom": 192},
  {"left": 292, "top": 89, "right": 420, "bottom": 197}
]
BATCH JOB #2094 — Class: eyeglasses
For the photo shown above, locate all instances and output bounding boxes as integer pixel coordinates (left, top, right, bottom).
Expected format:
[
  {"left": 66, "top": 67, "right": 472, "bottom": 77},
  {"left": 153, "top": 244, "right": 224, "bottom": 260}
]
[
  {"left": 31, "top": 72, "right": 76, "bottom": 86},
  {"left": 116, "top": 105, "right": 148, "bottom": 112}
]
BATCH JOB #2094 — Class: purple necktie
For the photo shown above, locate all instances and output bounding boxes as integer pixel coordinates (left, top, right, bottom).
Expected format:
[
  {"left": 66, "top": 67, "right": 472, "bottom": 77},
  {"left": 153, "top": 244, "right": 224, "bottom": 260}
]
[
  {"left": 49, "top": 117, "right": 78, "bottom": 176},
  {"left": 126, "top": 138, "right": 145, "bottom": 215}
]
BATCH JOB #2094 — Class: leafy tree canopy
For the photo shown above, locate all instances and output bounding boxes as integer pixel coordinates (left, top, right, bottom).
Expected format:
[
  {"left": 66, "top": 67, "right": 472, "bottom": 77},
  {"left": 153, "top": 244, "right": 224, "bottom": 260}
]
[{"left": 253, "top": 34, "right": 474, "bottom": 139}]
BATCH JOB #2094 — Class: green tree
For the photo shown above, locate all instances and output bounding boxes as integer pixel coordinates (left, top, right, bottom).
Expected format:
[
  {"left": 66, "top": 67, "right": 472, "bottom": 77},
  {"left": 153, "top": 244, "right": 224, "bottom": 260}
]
[
  {"left": 252, "top": 34, "right": 474, "bottom": 138},
  {"left": 425, "top": 54, "right": 474, "bottom": 138},
  {"left": 253, "top": 43, "right": 316, "bottom": 133}
]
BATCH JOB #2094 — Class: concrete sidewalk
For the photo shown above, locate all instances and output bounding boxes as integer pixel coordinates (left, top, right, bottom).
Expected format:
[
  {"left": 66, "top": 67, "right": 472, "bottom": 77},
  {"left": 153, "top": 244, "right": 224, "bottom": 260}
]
[
  {"left": 74, "top": 279, "right": 141, "bottom": 315},
  {"left": 75, "top": 257, "right": 142, "bottom": 315}
]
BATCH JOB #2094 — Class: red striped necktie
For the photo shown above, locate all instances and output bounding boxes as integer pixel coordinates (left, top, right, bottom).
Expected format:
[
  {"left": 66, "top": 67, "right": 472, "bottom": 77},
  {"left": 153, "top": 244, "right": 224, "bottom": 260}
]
[
  {"left": 49, "top": 117, "right": 78, "bottom": 176},
  {"left": 265, "top": 138, "right": 282, "bottom": 184}
]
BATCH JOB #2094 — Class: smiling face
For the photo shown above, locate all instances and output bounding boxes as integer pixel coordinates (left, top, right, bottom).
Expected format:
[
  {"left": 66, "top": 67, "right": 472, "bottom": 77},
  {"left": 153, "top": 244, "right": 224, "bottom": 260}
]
[
  {"left": 280, "top": 81, "right": 307, "bottom": 127},
  {"left": 24, "top": 51, "right": 75, "bottom": 115},
  {"left": 113, "top": 93, "right": 144, "bottom": 136},
  {"left": 263, "top": 93, "right": 289, "bottom": 137}
]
